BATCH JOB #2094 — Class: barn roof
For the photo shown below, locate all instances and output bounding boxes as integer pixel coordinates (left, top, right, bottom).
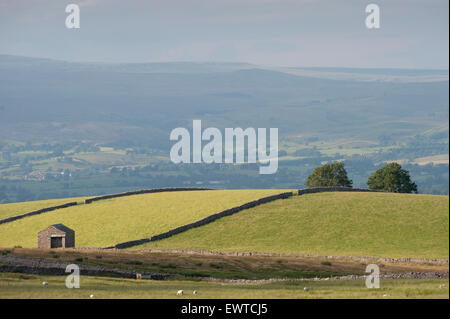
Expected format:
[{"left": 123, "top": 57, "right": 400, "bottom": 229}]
[{"left": 51, "top": 224, "right": 74, "bottom": 233}]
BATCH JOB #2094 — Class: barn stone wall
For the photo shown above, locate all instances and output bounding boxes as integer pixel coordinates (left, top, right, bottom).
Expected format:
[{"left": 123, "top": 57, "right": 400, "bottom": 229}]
[
  {"left": 37, "top": 228, "right": 53, "bottom": 249},
  {"left": 65, "top": 230, "right": 75, "bottom": 248},
  {"left": 37, "top": 226, "right": 75, "bottom": 249}
]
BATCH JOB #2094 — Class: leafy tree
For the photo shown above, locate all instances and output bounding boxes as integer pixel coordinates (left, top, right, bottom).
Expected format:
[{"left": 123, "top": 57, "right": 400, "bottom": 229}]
[
  {"left": 306, "top": 162, "right": 353, "bottom": 188},
  {"left": 367, "top": 163, "right": 418, "bottom": 193}
]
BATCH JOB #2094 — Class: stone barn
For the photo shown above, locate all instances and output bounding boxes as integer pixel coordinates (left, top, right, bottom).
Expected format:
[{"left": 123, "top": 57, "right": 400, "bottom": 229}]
[{"left": 38, "top": 224, "right": 75, "bottom": 248}]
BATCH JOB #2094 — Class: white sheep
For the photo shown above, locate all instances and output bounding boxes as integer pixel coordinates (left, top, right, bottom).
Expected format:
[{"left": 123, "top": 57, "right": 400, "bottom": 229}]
[
  {"left": 177, "top": 290, "right": 184, "bottom": 295},
  {"left": 193, "top": 290, "right": 198, "bottom": 295},
  {"left": 42, "top": 281, "right": 48, "bottom": 286}
]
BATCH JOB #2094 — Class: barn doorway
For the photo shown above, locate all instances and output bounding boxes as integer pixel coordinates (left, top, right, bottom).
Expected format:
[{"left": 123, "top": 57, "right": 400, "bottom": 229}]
[{"left": 50, "top": 236, "right": 63, "bottom": 248}]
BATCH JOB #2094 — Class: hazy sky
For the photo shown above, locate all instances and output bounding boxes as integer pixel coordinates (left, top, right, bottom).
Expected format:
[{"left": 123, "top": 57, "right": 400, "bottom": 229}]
[{"left": 0, "top": 0, "right": 448, "bottom": 69}]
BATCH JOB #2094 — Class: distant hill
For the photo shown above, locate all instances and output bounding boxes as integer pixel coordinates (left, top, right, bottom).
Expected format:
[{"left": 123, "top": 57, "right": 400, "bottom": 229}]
[
  {"left": 0, "top": 55, "right": 447, "bottom": 143},
  {"left": 0, "top": 55, "right": 448, "bottom": 200}
]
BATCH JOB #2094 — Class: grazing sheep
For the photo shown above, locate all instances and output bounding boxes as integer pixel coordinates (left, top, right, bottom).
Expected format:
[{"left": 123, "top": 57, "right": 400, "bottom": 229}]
[
  {"left": 193, "top": 290, "right": 198, "bottom": 295},
  {"left": 42, "top": 281, "right": 48, "bottom": 286},
  {"left": 177, "top": 290, "right": 184, "bottom": 295},
  {"left": 303, "top": 287, "right": 309, "bottom": 292},
  {"left": 90, "top": 294, "right": 94, "bottom": 298}
]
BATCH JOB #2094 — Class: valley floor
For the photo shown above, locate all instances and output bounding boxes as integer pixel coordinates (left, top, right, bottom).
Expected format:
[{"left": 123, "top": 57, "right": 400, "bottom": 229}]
[
  {"left": 1, "top": 248, "right": 448, "bottom": 299},
  {"left": 0, "top": 272, "right": 448, "bottom": 299},
  {"left": 2, "top": 248, "right": 448, "bottom": 281}
]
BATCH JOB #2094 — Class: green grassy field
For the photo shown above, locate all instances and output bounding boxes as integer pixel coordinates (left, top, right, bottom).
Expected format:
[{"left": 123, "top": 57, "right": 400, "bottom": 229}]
[
  {"left": 140, "top": 192, "right": 449, "bottom": 259},
  {"left": 0, "top": 197, "right": 88, "bottom": 220},
  {"left": 0, "top": 273, "right": 447, "bottom": 299},
  {"left": 0, "top": 190, "right": 286, "bottom": 248}
]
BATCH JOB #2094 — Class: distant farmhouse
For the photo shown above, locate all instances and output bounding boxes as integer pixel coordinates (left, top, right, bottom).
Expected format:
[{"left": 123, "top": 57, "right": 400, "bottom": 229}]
[{"left": 38, "top": 224, "right": 75, "bottom": 248}]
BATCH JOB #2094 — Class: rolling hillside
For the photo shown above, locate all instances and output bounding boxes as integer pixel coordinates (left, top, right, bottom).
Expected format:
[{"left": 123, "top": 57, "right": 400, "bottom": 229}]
[
  {"left": 0, "top": 189, "right": 284, "bottom": 248},
  {"left": 0, "top": 196, "right": 87, "bottom": 220},
  {"left": 138, "top": 192, "right": 449, "bottom": 259},
  {"left": 1, "top": 190, "right": 448, "bottom": 260}
]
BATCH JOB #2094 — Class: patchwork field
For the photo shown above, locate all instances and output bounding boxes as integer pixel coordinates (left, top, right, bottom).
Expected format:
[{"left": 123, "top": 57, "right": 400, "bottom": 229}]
[
  {"left": 0, "top": 272, "right": 447, "bottom": 299},
  {"left": 139, "top": 192, "right": 449, "bottom": 259},
  {"left": 0, "top": 189, "right": 286, "bottom": 248},
  {"left": 0, "top": 190, "right": 448, "bottom": 300}
]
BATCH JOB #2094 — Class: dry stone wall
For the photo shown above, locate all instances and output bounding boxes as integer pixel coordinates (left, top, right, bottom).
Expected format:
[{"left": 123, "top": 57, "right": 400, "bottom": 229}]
[
  {"left": 110, "top": 187, "right": 384, "bottom": 250},
  {"left": 110, "top": 192, "right": 294, "bottom": 249},
  {"left": 0, "top": 255, "right": 169, "bottom": 279},
  {"left": 1, "top": 187, "right": 385, "bottom": 248},
  {"left": 0, "top": 202, "right": 78, "bottom": 225},
  {"left": 84, "top": 187, "right": 213, "bottom": 204},
  {"left": 297, "top": 187, "right": 382, "bottom": 195},
  {"left": 0, "top": 188, "right": 213, "bottom": 225}
]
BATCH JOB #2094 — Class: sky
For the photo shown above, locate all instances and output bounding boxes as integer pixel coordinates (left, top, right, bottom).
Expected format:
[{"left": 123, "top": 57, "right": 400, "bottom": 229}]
[{"left": 0, "top": 0, "right": 448, "bottom": 69}]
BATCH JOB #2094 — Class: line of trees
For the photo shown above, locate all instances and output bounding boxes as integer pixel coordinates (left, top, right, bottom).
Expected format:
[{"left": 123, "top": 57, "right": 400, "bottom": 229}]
[{"left": 306, "top": 162, "right": 418, "bottom": 193}]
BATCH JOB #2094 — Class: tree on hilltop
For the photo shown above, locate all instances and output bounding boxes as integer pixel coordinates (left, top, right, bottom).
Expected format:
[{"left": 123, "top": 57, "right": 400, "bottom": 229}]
[
  {"left": 367, "top": 162, "right": 418, "bottom": 193},
  {"left": 306, "top": 162, "right": 353, "bottom": 188}
]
